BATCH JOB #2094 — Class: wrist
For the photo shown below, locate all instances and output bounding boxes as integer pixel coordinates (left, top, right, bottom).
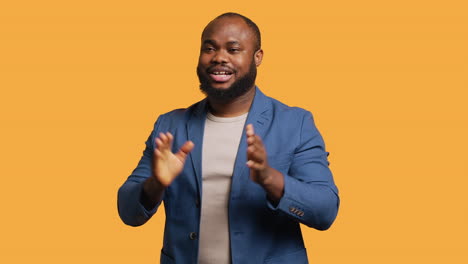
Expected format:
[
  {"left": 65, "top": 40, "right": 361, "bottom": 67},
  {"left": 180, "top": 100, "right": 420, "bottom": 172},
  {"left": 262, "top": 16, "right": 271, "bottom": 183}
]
[
  {"left": 141, "top": 176, "right": 165, "bottom": 209},
  {"left": 259, "top": 166, "right": 276, "bottom": 186},
  {"left": 259, "top": 167, "right": 284, "bottom": 202}
]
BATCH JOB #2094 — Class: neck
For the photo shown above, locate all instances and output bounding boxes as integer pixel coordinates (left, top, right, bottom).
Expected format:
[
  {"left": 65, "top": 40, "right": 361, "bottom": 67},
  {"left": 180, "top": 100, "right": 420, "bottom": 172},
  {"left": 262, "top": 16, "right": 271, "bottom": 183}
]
[{"left": 207, "top": 86, "right": 256, "bottom": 117}]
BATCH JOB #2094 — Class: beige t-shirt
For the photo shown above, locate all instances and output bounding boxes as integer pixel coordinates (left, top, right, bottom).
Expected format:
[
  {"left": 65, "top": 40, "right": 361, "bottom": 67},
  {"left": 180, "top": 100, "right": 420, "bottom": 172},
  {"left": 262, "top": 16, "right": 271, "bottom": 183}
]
[{"left": 198, "top": 112, "right": 248, "bottom": 264}]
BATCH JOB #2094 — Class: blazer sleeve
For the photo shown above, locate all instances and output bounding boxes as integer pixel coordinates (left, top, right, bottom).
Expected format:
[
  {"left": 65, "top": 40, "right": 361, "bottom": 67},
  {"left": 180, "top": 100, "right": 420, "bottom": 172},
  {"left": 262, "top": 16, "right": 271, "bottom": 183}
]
[
  {"left": 117, "top": 117, "right": 164, "bottom": 227},
  {"left": 267, "top": 111, "right": 340, "bottom": 230}
]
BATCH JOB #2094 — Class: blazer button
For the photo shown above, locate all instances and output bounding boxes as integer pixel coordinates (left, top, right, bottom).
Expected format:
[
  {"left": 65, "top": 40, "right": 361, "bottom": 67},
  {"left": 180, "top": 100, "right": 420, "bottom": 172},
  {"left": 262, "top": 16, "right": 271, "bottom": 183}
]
[{"left": 189, "top": 232, "right": 197, "bottom": 240}]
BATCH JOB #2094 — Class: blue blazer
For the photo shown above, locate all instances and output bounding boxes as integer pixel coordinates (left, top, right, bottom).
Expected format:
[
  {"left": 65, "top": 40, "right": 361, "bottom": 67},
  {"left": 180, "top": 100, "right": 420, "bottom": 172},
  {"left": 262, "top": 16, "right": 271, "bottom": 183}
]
[{"left": 118, "top": 87, "right": 339, "bottom": 264}]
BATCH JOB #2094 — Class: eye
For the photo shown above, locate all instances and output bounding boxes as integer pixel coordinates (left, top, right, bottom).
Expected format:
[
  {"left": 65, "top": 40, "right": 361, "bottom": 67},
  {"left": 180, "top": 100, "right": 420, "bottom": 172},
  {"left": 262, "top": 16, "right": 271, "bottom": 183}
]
[
  {"left": 229, "top": 48, "right": 240, "bottom": 53},
  {"left": 203, "top": 46, "right": 215, "bottom": 52}
]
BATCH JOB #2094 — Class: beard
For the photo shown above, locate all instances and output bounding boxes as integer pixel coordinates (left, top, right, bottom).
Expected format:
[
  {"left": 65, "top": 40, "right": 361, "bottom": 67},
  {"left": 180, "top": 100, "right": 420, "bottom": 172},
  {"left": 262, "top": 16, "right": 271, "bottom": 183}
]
[{"left": 197, "top": 61, "right": 257, "bottom": 102}]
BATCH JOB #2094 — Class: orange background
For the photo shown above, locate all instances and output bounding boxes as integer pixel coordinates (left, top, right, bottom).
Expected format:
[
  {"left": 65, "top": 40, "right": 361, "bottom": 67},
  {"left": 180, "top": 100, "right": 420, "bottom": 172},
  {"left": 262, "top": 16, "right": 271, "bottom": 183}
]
[{"left": 1, "top": 1, "right": 467, "bottom": 263}]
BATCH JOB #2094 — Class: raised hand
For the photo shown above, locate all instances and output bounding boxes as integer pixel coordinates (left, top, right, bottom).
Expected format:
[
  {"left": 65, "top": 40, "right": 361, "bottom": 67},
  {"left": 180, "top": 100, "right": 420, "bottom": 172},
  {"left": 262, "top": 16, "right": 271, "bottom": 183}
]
[
  {"left": 246, "top": 124, "right": 270, "bottom": 184},
  {"left": 153, "top": 132, "right": 194, "bottom": 187},
  {"left": 246, "top": 124, "right": 284, "bottom": 202}
]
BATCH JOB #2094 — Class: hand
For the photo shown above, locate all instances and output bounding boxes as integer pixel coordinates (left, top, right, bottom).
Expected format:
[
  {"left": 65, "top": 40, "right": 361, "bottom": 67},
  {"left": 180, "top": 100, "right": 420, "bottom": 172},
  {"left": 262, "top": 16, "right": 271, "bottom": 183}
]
[
  {"left": 153, "top": 132, "right": 194, "bottom": 187},
  {"left": 246, "top": 124, "right": 271, "bottom": 185},
  {"left": 246, "top": 124, "right": 285, "bottom": 202}
]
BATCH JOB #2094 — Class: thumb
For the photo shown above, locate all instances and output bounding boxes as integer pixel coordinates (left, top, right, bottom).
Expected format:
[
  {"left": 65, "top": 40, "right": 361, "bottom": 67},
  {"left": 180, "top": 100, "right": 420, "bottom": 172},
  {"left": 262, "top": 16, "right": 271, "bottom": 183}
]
[{"left": 175, "top": 141, "right": 194, "bottom": 161}]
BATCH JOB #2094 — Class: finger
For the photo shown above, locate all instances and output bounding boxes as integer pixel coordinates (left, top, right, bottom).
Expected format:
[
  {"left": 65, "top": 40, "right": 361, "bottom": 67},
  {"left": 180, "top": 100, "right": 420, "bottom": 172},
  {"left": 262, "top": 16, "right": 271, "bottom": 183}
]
[
  {"left": 246, "top": 160, "right": 263, "bottom": 170},
  {"left": 159, "top": 132, "right": 168, "bottom": 144},
  {"left": 175, "top": 141, "right": 194, "bottom": 161},
  {"left": 157, "top": 138, "right": 171, "bottom": 154},
  {"left": 157, "top": 133, "right": 167, "bottom": 150},
  {"left": 248, "top": 132, "right": 264, "bottom": 146},
  {"left": 247, "top": 131, "right": 262, "bottom": 147},
  {"left": 154, "top": 149, "right": 163, "bottom": 159},
  {"left": 180, "top": 140, "right": 194, "bottom": 153},
  {"left": 247, "top": 135, "right": 255, "bottom": 145},
  {"left": 166, "top": 132, "right": 174, "bottom": 149},
  {"left": 155, "top": 137, "right": 164, "bottom": 149},
  {"left": 247, "top": 136, "right": 264, "bottom": 153},
  {"left": 246, "top": 145, "right": 255, "bottom": 159},
  {"left": 166, "top": 132, "right": 173, "bottom": 143},
  {"left": 157, "top": 132, "right": 175, "bottom": 150},
  {"left": 246, "top": 124, "right": 255, "bottom": 136},
  {"left": 249, "top": 151, "right": 265, "bottom": 164},
  {"left": 248, "top": 147, "right": 265, "bottom": 164},
  {"left": 252, "top": 135, "right": 265, "bottom": 150}
]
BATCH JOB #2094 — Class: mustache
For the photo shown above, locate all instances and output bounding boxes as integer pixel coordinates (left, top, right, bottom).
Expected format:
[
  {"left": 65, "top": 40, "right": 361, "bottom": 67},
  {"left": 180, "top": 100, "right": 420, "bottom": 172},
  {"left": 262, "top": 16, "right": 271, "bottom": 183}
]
[{"left": 206, "top": 65, "right": 236, "bottom": 74}]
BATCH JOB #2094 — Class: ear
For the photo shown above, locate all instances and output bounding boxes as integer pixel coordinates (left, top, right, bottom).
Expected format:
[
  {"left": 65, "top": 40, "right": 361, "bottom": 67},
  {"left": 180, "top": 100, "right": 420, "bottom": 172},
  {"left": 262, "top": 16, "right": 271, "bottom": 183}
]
[{"left": 254, "top": 49, "right": 263, "bottom": 67}]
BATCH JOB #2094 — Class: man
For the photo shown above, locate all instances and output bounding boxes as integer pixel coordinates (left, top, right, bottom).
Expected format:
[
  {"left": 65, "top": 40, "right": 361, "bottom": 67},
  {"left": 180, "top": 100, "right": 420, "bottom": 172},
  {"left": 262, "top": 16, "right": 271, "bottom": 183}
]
[{"left": 118, "top": 12, "right": 339, "bottom": 264}]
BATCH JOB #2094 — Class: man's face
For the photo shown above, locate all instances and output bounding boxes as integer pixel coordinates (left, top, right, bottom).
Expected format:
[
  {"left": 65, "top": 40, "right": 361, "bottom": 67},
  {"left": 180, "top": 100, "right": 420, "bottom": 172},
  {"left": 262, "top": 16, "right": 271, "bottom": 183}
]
[{"left": 197, "top": 16, "right": 263, "bottom": 101}]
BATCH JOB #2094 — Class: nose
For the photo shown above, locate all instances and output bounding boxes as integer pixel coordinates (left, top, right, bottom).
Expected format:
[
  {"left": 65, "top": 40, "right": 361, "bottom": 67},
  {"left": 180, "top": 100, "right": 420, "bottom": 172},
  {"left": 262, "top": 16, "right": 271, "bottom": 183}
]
[{"left": 211, "top": 49, "right": 228, "bottom": 64}]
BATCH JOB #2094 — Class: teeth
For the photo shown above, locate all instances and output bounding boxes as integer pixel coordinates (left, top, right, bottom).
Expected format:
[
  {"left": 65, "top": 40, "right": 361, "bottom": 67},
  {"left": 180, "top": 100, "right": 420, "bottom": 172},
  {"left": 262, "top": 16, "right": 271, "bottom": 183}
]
[{"left": 213, "top": 71, "right": 230, "bottom": 75}]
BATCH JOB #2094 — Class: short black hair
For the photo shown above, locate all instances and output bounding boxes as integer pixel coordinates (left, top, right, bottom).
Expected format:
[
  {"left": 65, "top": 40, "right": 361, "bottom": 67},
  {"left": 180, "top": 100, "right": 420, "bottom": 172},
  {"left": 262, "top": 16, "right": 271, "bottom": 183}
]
[{"left": 209, "top": 12, "right": 262, "bottom": 51}]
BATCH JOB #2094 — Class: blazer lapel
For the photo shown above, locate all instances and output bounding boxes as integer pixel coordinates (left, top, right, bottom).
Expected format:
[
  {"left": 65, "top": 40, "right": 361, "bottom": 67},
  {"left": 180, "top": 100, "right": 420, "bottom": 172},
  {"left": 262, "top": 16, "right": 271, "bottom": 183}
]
[
  {"left": 185, "top": 88, "right": 272, "bottom": 201},
  {"left": 186, "top": 99, "right": 208, "bottom": 198},
  {"left": 230, "top": 87, "right": 272, "bottom": 200}
]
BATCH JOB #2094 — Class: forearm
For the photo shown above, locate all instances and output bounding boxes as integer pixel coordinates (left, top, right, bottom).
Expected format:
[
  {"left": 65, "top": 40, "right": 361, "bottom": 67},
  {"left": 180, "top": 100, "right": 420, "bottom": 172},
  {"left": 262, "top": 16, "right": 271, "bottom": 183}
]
[
  {"left": 117, "top": 177, "right": 162, "bottom": 227},
  {"left": 260, "top": 167, "right": 285, "bottom": 205},
  {"left": 141, "top": 176, "right": 165, "bottom": 210},
  {"left": 270, "top": 174, "right": 339, "bottom": 230}
]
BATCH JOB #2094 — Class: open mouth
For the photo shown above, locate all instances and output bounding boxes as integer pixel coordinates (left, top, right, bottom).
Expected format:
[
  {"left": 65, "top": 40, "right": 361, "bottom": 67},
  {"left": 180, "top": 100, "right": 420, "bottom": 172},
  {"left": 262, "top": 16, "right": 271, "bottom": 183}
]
[{"left": 209, "top": 70, "right": 234, "bottom": 83}]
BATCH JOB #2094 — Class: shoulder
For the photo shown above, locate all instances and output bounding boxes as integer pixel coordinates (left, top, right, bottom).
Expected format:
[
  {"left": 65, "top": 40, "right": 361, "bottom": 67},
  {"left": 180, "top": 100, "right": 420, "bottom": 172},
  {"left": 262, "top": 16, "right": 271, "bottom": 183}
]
[
  {"left": 153, "top": 98, "right": 206, "bottom": 130},
  {"left": 264, "top": 94, "right": 312, "bottom": 123}
]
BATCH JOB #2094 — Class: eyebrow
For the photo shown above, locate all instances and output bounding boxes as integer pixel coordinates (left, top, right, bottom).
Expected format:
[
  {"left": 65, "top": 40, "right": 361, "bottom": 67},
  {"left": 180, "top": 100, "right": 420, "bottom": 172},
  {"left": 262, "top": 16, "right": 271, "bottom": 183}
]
[
  {"left": 226, "top": 41, "right": 240, "bottom": 45},
  {"left": 202, "top": 39, "right": 216, "bottom": 45},
  {"left": 202, "top": 40, "right": 241, "bottom": 46}
]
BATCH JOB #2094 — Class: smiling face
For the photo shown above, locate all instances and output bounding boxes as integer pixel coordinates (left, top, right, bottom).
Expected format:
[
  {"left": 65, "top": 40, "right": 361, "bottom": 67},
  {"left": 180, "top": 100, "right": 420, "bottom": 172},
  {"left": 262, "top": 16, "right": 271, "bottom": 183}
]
[{"left": 197, "top": 16, "right": 263, "bottom": 101}]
